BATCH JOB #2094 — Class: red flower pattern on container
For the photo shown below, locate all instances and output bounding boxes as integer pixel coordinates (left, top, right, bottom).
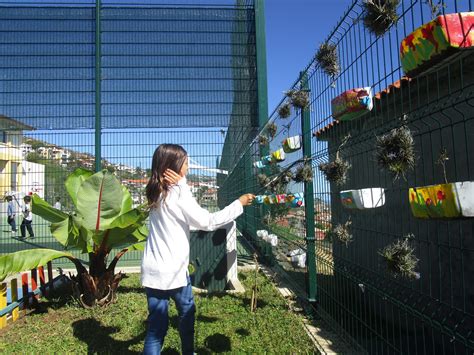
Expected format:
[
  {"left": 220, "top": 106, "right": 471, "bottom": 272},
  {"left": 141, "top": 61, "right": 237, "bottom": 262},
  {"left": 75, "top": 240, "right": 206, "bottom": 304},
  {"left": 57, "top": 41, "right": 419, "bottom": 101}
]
[
  {"left": 411, "top": 193, "right": 416, "bottom": 201},
  {"left": 437, "top": 190, "right": 446, "bottom": 201},
  {"left": 426, "top": 198, "right": 433, "bottom": 206}
]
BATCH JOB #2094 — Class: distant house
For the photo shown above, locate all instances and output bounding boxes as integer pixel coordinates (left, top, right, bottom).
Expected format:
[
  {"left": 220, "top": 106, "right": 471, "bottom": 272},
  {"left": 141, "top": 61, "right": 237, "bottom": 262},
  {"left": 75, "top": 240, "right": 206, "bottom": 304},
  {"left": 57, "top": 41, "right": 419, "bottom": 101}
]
[{"left": 0, "top": 115, "right": 43, "bottom": 197}]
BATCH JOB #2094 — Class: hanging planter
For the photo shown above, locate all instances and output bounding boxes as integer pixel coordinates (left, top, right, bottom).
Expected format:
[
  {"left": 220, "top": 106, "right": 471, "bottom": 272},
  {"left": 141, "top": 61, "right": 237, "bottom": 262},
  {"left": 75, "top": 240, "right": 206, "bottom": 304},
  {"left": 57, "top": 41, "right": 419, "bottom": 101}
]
[
  {"left": 331, "top": 87, "right": 373, "bottom": 121},
  {"left": 400, "top": 12, "right": 474, "bottom": 77},
  {"left": 409, "top": 182, "right": 474, "bottom": 218},
  {"left": 379, "top": 235, "right": 419, "bottom": 279},
  {"left": 254, "top": 192, "right": 304, "bottom": 208},
  {"left": 285, "top": 89, "right": 310, "bottom": 110},
  {"left": 253, "top": 155, "right": 273, "bottom": 168},
  {"left": 282, "top": 135, "right": 301, "bottom": 153},
  {"left": 363, "top": 0, "right": 400, "bottom": 37},
  {"left": 278, "top": 102, "right": 292, "bottom": 119},
  {"left": 409, "top": 148, "right": 474, "bottom": 218},
  {"left": 271, "top": 148, "right": 286, "bottom": 162},
  {"left": 257, "top": 173, "right": 270, "bottom": 188},
  {"left": 340, "top": 187, "right": 386, "bottom": 209},
  {"left": 315, "top": 42, "right": 340, "bottom": 79},
  {"left": 375, "top": 125, "right": 416, "bottom": 180}
]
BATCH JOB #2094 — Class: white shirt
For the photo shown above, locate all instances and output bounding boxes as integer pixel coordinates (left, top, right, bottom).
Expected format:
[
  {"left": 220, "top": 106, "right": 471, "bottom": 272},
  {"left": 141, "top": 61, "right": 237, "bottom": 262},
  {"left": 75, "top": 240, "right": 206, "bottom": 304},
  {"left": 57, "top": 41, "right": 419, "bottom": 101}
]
[
  {"left": 141, "top": 178, "right": 243, "bottom": 290},
  {"left": 22, "top": 203, "right": 32, "bottom": 221}
]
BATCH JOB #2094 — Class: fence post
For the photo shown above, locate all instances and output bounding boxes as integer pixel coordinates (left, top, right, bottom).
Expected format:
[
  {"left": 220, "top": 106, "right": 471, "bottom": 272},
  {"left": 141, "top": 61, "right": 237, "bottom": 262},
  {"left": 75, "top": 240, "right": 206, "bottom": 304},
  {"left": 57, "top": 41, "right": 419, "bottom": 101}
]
[
  {"left": 94, "top": 0, "right": 102, "bottom": 172},
  {"left": 31, "top": 269, "right": 38, "bottom": 300},
  {"left": 21, "top": 273, "right": 28, "bottom": 311},
  {"left": 11, "top": 279, "right": 19, "bottom": 321},
  {"left": 47, "top": 262, "right": 54, "bottom": 294},
  {"left": 0, "top": 283, "right": 6, "bottom": 329},
  {"left": 300, "top": 71, "right": 317, "bottom": 302}
]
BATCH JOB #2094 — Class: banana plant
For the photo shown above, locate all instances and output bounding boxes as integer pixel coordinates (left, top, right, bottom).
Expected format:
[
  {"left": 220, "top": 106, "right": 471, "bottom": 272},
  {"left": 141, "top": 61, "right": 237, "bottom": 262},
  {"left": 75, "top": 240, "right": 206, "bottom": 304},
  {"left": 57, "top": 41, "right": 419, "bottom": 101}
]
[{"left": 0, "top": 168, "right": 149, "bottom": 308}]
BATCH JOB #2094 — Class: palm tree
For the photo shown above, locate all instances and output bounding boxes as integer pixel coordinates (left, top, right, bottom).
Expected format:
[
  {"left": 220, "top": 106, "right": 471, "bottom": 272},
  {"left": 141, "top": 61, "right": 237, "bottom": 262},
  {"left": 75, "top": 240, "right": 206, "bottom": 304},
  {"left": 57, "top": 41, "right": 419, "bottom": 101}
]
[{"left": 0, "top": 168, "right": 149, "bottom": 308}]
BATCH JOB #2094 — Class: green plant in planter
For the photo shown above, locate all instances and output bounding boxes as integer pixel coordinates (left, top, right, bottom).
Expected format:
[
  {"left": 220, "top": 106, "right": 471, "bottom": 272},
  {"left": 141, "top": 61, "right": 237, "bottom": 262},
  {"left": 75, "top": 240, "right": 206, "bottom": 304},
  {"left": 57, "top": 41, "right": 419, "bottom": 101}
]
[
  {"left": 375, "top": 125, "right": 416, "bottom": 180},
  {"left": 319, "top": 135, "right": 351, "bottom": 186},
  {"left": 293, "top": 164, "right": 313, "bottom": 183},
  {"left": 363, "top": 0, "right": 400, "bottom": 37},
  {"left": 257, "top": 173, "right": 271, "bottom": 188},
  {"left": 315, "top": 42, "right": 340, "bottom": 80},
  {"left": 0, "top": 168, "right": 149, "bottom": 308},
  {"left": 328, "top": 219, "right": 352, "bottom": 247},
  {"left": 278, "top": 102, "right": 292, "bottom": 119},
  {"left": 258, "top": 135, "right": 269, "bottom": 146},
  {"left": 379, "top": 235, "right": 419, "bottom": 279},
  {"left": 285, "top": 89, "right": 310, "bottom": 110},
  {"left": 265, "top": 122, "right": 278, "bottom": 139}
]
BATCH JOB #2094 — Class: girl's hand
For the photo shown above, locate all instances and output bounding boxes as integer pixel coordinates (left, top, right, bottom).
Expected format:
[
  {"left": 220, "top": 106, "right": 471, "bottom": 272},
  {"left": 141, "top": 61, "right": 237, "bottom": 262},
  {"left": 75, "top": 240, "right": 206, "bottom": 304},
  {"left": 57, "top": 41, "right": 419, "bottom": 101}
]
[
  {"left": 163, "top": 169, "right": 182, "bottom": 186},
  {"left": 239, "top": 193, "right": 256, "bottom": 206}
]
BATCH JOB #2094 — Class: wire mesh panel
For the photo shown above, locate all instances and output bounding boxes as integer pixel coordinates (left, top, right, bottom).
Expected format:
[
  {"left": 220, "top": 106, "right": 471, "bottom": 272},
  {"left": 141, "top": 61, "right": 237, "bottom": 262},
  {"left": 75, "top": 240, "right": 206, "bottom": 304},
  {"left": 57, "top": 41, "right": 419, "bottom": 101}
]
[
  {"left": 0, "top": 0, "right": 259, "bottom": 271},
  {"left": 224, "top": 0, "right": 474, "bottom": 353}
]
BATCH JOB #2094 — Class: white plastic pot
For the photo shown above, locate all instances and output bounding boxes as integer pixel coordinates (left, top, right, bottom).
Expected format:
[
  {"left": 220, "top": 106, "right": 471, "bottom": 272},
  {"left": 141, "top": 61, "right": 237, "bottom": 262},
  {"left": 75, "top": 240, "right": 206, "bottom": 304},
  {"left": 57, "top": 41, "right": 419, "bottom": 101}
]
[{"left": 340, "top": 188, "right": 385, "bottom": 209}]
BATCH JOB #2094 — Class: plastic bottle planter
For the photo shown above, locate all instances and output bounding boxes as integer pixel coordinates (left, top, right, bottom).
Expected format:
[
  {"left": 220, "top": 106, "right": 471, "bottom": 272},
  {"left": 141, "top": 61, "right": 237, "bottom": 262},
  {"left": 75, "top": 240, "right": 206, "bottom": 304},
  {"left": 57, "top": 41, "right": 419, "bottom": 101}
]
[
  {"left": 409, "top": 182, "right": 474, "bottom": 219},
  {"left": 282, "top": 135, "right": 302, "bottom": 153},
  {"left": 255, "top": 192, "right": 304, "bottom": 208},
  {"left": 253, "top": 155, "right": 273, "bottom": 168},
  {"left": 340, "top": 188, "right": 386, "bottom": 209},
  {"left": 331, "top": 87, "right": 373, "bottom": 122},
  {"left": 263, "top": 233, "right": 278, "bottom": 247},
  {"left": 400, "top": 12, "right": 474, "bottom": 77},
  {"left": 253, "top": 148, "right": 286, "bottom": 168}
]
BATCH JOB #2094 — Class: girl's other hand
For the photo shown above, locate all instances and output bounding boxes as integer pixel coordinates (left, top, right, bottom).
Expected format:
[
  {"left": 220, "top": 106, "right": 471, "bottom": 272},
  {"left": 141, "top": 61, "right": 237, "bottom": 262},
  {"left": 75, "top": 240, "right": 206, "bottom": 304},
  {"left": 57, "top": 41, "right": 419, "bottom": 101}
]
[
  {"left": 163, "top": 169, "right": 182, "bottom": 186},
  {"left": 239, "top": 193, "right": 255, "bottom": 206}
]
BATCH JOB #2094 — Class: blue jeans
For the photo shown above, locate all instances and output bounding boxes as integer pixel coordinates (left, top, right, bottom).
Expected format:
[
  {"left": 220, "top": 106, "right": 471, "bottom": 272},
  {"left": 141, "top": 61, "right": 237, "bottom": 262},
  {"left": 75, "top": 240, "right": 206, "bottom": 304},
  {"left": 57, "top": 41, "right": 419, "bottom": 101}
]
[{"left": 144, "top": 276, "right": 195, "bottom": 355}]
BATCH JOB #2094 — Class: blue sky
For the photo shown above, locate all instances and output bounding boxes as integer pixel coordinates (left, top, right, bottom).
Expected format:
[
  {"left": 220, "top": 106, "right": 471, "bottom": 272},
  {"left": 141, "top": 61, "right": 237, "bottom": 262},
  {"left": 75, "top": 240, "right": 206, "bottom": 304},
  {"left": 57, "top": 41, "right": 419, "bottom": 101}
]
[{"left": 265, "top": 0, "right": 353, "bottom": 111}]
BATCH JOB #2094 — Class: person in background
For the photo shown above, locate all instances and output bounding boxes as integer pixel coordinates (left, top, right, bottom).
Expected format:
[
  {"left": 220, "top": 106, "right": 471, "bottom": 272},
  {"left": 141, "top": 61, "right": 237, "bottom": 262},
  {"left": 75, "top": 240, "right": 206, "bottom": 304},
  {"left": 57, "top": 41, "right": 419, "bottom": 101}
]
[
  {"left": 6, "top": 195, "right": 17, "bottom": 234},
  {"left": 20, "top": 195, "right": 34, "bottom": 240},
  {"left": 142, "top": 143, "right": 255, "bottom": 355},
  {"left": 54, "top": 197, "right": 61, "bottom": 210}
]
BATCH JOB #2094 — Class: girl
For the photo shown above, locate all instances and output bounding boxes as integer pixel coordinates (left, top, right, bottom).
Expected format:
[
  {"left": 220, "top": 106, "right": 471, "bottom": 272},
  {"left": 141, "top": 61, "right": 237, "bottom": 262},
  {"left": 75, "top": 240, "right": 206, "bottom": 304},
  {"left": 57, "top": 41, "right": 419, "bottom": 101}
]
[{"left": 142, "top": 144, "right": 254, "bottom": 355}]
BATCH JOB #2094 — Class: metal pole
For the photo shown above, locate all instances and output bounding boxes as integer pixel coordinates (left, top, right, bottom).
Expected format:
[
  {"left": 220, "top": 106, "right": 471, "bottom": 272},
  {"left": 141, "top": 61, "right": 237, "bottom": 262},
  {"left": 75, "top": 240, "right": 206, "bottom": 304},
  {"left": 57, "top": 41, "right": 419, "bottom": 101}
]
[
  {"left": 95, "top": 0, "right": 102, "bottom": 172},
  {"left": 300, "top": 71, "right": 317, "bottom": 302}
]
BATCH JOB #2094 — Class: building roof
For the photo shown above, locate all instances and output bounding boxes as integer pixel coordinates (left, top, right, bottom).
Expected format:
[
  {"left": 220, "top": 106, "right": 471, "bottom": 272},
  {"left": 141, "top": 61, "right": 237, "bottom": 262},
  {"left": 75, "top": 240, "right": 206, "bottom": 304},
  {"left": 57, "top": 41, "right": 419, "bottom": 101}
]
[{"left": 0, "top": 115, "right": 35, "bottom": 131}]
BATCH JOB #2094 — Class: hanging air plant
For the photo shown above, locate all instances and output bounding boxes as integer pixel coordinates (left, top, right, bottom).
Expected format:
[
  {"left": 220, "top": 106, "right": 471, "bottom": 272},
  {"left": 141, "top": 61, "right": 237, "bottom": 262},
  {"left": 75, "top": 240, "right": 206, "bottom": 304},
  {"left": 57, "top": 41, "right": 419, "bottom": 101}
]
[
  {"left": 293, "top": 164, "right": 313, "bottom": 183},
  {"left": 285, "top": 90, "right": 310, "bottom": 110},
  {"left": 363, "top": 0, "right": 400, "bottom": 37},
  {"left": 319, "top": 135, "right": 351, "bottom": 186},
  {"left": 265, "top": 122, "right": 278, "bottom": 139},
  {"left": 257, "top": 173, "right": 270, "bottom": 188},
  {"left": 329, "top": 220, "right": 353, "bottom": 247},
  {"left": 278, "top": 102, "right": 292, "bottom": 119},
  {"left": 375, "top": 125, "right": 416, "bottom": 180},
  {"left": 262, "top": 212, "right": 273, "bottom": 226},
  {"left": 315, "top": 42, "right": 340, "bottom": 79},
  {"left": 379, "top": 235, "right": 419, "bottom": 279},
  {"left": 281, "top": 170, "right": 294, "bottom": 183},
  {"left": 258, "top": 135, "right": 269, "bottom": 146}
]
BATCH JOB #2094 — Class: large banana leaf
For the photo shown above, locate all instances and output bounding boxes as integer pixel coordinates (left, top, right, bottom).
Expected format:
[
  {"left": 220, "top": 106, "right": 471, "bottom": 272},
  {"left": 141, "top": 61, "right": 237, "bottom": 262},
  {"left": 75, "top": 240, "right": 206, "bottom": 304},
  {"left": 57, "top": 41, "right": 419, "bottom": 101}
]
[
  {"left": 50, "top": 215, "right": 93, "bottom": 253},
  {"left": 76, "top": 171, "right": 123, "bottom": 231},
  {"left": 32, "top": 194, "right": 68, "bottom": 223},
  {"left": 0, "top": 249, "right": 75, "bottom": 282},
  {"left": 65, "top": 168, "right": 94, "bottom": 206}
]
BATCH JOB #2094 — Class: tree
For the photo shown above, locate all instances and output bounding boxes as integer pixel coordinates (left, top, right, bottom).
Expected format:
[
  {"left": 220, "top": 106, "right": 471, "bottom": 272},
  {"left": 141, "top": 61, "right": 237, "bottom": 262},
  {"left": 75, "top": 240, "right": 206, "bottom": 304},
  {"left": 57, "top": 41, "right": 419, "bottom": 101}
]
[
  {"left": 25, "top": 151, "right": 44, "bottom": 163},
  {"left": 0, "top": 168, "right": 149, "bottom": 308}
]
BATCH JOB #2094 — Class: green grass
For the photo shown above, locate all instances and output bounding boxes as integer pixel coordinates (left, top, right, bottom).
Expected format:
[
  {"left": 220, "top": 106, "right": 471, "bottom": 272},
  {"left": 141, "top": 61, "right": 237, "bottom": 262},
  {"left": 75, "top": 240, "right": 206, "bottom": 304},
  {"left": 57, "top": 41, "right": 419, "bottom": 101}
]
[{"left": 0, "top": 272, "right": 314, "bottom": 354}]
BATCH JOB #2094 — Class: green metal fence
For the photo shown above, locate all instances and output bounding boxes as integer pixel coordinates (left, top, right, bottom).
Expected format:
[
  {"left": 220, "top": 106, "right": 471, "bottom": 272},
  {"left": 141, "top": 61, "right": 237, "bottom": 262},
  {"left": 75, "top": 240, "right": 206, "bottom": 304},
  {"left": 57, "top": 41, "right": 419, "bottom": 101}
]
[
  {"left": 222, "top": 0, "right": 474, "bottom": 353},
  {"left": 0, "top": 0, "right": 260, "bottom": 269}
]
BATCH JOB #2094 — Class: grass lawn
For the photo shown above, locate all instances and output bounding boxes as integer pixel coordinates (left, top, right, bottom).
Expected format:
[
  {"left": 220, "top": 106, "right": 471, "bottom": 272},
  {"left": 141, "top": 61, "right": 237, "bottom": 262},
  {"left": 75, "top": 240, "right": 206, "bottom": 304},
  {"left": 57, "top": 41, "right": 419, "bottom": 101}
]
[{"left": 0, "top": 271, "right": 315, "bottom": 354}]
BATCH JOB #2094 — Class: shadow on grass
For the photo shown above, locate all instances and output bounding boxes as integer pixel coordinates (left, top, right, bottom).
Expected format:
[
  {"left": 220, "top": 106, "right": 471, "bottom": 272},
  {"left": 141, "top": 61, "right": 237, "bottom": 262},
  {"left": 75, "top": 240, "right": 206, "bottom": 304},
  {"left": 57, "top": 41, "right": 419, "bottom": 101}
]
[{"left": 72, "top": 318, "right": 145, "bottom": 354}]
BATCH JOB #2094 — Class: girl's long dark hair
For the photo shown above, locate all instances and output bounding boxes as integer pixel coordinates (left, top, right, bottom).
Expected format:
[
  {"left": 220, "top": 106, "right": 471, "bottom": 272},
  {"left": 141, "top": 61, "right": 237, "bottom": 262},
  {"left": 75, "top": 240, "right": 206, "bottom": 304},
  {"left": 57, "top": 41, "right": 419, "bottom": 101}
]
[{"left": 146, "top": 144, "right": 188, "bottom": 206}]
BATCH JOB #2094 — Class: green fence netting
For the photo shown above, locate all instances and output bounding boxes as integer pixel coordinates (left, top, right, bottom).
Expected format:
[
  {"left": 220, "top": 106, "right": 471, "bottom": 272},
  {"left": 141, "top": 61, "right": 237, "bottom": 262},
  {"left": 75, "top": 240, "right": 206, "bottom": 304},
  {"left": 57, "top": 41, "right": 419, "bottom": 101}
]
[
  {"left": 0, "top": 0, "right": 260, "bottom": 272},
  {"left": 222, "top": 0, "right": 474, "bottom": 353}
]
